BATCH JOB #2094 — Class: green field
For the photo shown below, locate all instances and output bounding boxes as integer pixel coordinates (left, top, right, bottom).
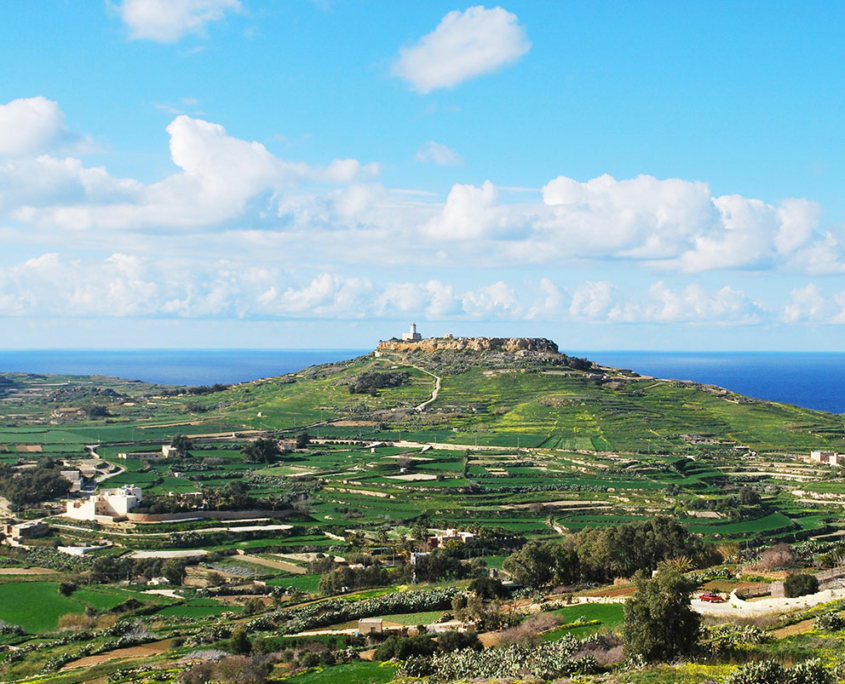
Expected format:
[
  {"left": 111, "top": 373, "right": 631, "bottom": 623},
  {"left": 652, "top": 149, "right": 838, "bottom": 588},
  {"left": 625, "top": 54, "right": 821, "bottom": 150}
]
[{"left": 0, "top": 582, "right": 85, "bottom": 633}]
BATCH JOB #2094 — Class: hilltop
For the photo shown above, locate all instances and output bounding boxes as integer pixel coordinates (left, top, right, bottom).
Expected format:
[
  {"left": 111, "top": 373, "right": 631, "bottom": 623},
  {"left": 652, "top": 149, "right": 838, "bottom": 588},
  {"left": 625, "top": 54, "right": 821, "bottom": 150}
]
[{"left": 377, "top": 336, "right": 560, "bottom": 355}]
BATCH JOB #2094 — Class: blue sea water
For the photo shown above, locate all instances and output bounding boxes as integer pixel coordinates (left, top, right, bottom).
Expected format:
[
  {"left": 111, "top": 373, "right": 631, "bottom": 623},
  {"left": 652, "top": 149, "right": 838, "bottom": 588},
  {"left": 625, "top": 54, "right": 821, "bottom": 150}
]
[
  {"left": 0, "top": 349, "right": 368, "bottom": 387},
  {"left": 582, "top": 351, "right": 845, "bottom": 415},
  {"left": 0, "top": 349, "right": 842, "bottom": 414}
]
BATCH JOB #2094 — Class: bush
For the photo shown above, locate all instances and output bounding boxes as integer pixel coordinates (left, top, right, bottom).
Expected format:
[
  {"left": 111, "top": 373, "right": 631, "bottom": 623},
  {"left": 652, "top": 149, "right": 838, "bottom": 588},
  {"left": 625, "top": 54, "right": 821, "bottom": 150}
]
[
  {"left": 436, "top": 630, "right": 481, "bottom": 653},
  {"left": 229, "top": 628, "right": 251, "bottom": 655},
  {"left": 784, "top": 573, "right": 819, "bottom": 598},
  {"left": 814, "top": 612, "right": 845, "bottom": 631},
  {"left": 374, "top": 634, "right": 437, "bottom": 661},
  {"left": 723, "top": 658, "right": 833, "bottom": 684},
  {"left": 58, "top": 581, "right": 77, "bottom": 597},
  {"left": 724, "top": 660, "right": 786, "bottom": 684}
]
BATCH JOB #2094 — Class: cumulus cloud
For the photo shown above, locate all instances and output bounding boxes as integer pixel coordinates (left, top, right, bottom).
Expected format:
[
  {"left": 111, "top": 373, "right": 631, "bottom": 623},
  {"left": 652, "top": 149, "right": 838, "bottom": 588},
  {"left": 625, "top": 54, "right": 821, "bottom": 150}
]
[
  {"left": 392, "top": 6, "right": 530, "bottom": 93},
  {"left": 673, "top": 195, "right": 823, "bottom": 272},
  {"left": 782, "top": 284, "right": 845, "bottom": 324},
  {"left": 9, "top": 115, "right": 377, "bottom": 231},
  {"left": 416, "top": 141, "right": 463, "bottom": 166},
  {"left": 569, "top": 280, "right": 764, "bottom": 324},
  {"left": 426, "top": 180, "right": 529, "bottom": 241},
  {"left": 0, "top": 97, "right": 88, "bottom": 157},
  {"left": 461, "top": 280, "right": 523, "bottom": 318},
  {"left": 116, "top": 0, "right": 242, "bottom": 43}
]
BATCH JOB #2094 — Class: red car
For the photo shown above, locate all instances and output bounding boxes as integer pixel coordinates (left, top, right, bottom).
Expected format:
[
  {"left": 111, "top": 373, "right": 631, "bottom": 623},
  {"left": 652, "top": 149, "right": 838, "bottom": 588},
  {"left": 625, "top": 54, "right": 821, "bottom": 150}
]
[{"left": 699, "top": 592, "right": 724, "bottom": 603}]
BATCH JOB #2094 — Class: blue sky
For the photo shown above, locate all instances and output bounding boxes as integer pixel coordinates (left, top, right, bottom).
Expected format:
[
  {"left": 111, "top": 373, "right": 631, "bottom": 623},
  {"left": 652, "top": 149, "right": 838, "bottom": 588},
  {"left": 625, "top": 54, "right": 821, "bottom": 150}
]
[{"left": 0, "top": 1, "right": 843, "bottom": 350}]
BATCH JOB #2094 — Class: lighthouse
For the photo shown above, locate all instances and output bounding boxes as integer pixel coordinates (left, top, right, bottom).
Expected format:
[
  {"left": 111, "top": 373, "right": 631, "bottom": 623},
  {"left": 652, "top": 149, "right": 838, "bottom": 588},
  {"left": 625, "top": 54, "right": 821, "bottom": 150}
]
[{"left": 402, "top": 323, "right": 422, "bottom": 341}]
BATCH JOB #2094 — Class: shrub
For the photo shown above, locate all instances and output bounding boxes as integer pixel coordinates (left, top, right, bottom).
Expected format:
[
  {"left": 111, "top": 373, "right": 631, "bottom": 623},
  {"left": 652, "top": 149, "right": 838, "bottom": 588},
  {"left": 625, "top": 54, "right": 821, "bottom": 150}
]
[
  {"left": 814, "top": 612, "right": 845, "bottom": 631},
  {"left": 374, "top": 634, "right": 437, "bottom": 661},
  {"left": 58, "top": 581, "right": 77, "bottom": 597},
  {"left": 724, "top": 660, "right": 786, "bottom": 684},
  {"left": 723, "top": 658, "right": 834, "bottom": 684},
  {"left": 229, "top": 628, "right": 251, "bottom": 655},
  {"left": 436, "top": 630, "right": 481, "bottom": 653},
  {"left": 784, "top": 573, "right": 819, "bottom": 598}
]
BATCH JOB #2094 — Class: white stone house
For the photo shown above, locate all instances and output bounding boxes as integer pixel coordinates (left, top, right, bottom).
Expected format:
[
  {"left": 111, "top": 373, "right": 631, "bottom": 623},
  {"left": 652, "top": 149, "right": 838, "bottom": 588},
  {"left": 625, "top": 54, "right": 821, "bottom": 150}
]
[
  {"left": 811, "top": 450, "right": 843, "bottom": 466},
  {"left": 65, "top": 485, "right": 143, "bottom": 522}
]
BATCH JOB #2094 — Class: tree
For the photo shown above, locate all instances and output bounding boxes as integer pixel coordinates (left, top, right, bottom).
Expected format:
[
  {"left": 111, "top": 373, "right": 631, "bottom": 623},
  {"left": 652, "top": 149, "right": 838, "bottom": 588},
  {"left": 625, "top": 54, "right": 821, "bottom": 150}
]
[
  {"left": 468, "top": 576, "right": 508, "bottom": 600},
  {"left": 503, "top": 540, "right": 554, "bottom": 590},
  {"left": 86, "top": 405, "right": 110, "bottom": 419},
  {"left": 622, "top": 563, "right": 701, "bottom": 662},
  {"left": 784, "top": 573, "right": 819, "bottom": 598},
  {"left": 229, "top": 627, "right": 252, "bottom": 655},
  {"left": 170, "top": 434, "right": 193, "bottom": 457},
  {"left": 295, "top": 432, "right": 311, "bottom": 449},
  {"left": 241, "top": 437, "right": 281, "bottom": 464},
  {"left": 161, "top": 558, "right": 187, "bottom": 585}
]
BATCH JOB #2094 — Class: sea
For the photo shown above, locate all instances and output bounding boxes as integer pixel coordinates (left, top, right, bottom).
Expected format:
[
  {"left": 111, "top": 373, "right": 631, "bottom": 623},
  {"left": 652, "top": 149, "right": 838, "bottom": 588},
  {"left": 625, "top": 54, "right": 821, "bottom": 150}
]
[{"left": 0, "top": 349, "right": 842, "bottom": 414}]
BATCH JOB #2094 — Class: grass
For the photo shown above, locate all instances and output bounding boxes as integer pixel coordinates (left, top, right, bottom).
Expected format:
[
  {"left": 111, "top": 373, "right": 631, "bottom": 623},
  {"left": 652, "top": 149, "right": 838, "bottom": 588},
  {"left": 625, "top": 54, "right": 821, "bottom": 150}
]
[
  {"left": 543, "top": 602, "right": 625, "bottom": 640},
  {"left": 282, "top": 661, "right": 398, "bottom": 684},
  {"left": 155, "top": 598, "right": 242, "bottom": 618},
  {"left": 266, "top": 574, "right": 322, "bottom": 593},
  {"left": 0, "top": 582, "right": 84, "bottom": 633}
]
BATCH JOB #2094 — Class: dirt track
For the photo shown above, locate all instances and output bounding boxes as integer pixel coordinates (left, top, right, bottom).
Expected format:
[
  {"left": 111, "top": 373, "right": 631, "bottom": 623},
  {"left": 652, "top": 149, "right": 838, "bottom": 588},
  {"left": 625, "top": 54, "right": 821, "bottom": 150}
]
[{"left": 61, "top": 639, "right": 173, "bottom": 671}]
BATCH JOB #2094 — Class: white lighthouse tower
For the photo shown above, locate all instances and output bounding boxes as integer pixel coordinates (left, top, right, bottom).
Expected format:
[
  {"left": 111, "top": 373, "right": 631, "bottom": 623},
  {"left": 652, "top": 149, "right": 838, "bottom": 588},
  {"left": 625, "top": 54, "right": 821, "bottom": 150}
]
[{"left": 402, "top": 323, "right": 422, "bottom": 341}]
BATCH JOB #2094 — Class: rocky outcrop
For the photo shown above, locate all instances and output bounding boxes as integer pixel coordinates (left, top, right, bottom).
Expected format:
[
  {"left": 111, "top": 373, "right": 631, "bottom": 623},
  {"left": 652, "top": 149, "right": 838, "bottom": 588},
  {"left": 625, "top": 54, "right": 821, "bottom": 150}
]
[{"left": 377, "top": 337, "right": 559, "bottom": 354}]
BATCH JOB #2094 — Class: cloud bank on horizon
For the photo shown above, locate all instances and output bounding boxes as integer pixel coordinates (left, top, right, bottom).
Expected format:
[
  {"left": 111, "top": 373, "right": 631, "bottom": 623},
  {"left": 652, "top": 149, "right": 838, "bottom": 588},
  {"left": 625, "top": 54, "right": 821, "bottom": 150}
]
[{"left": 1, "top": 2, "right": 843, "bottom": 348}]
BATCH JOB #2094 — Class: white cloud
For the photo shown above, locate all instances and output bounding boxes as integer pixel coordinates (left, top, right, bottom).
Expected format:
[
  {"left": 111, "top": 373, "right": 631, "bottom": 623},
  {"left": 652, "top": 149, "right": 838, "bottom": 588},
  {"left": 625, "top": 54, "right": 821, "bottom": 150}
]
[
  {"left": 416, "top": 141, "right": 463, "bottom": 166},
  {"left": 426, "top": 180, "right": 527, "bottom": 241},
  {"left": 461, "top": 281, "right": 523, "bottom": 318},
  {"left": 392, "top": 6, "right": 530, "bottom": 93},
  {"left": 673, "top": 194, "right": 823, "bottom": 272},
  {"left": 10, "top": 115, "right": 377, "bottom": 231},
  {"left": 116, "top": 0, "right": 242, "bottom": 43},
  {"left": 569, "top": 280, "right": 764, "bottom": 324},
  {"left": 781, "top": 284, "right": 845, "bottom": 324},
  {"left": 569, "top": 281, "right": 617, "bottom": 320},
  {"left": 0, "top": 97, "right": 88, "bottom": 157},
  {"left": 526, "top": 278, "right": 564, "bottom": 319},
  {"left": 542, "top": 174, "right": 719, "bottom": 259}
]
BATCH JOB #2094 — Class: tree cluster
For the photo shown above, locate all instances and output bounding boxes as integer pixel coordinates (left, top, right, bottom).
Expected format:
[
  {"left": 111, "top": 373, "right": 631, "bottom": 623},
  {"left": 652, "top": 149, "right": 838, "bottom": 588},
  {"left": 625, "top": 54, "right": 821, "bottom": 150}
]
[
  {"left": 241, "top": 437, "right": 281, "bottom": 464},
  {"left": 0, "top": 461, "right": 72, "bottom": 506},
  {"left": 504, "top": 516, "right": 710, "bottom": 589},
  {"left": 347, "top": 371, "right": 410, "bottom": 395}
]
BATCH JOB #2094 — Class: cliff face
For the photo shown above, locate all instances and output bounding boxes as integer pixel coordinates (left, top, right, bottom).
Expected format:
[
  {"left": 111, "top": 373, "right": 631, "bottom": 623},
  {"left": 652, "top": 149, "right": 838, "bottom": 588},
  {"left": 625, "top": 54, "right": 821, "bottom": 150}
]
[{"left": 377, "top": 337, "right": 559, "bottom": 354}]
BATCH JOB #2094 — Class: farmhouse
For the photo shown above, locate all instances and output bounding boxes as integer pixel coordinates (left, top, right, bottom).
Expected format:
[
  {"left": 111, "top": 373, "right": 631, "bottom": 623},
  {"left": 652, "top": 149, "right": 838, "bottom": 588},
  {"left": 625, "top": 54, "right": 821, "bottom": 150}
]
[
  {"left": 117, "top": 445, "right": 180, "bottom": 460},
  {"left": 429, "top": 528, "right": 475, "bottom": 548},
  {"left": 65, "top": 484, "right": 143, "bottom": 522},
  {"left": 810, "top": 450, "right": 843, "bottom": 466},
  {"left": 357, "top": 618, "right": 383, "bottom": 635},
  {"left": 3, "top": 520, "right": 49, "bottom": 542}
]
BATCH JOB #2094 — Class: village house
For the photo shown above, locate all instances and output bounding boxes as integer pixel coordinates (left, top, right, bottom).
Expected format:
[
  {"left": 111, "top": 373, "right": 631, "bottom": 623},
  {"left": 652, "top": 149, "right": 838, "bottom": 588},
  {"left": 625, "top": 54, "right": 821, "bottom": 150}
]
[
  {"left": 357, "top": 618, "right": 384, "bottom": 635},
  {"left": 810, "top": 450, "right": 843, "bottom": 466},
  {"left": 429, "top": 528, "right": 475, "bottom": 548},
  {"left": 65, "top": 484, "right": 143, "bottom": 522},
  {"left": 3, "top": 520, "right": 49, "bottom": 543}
]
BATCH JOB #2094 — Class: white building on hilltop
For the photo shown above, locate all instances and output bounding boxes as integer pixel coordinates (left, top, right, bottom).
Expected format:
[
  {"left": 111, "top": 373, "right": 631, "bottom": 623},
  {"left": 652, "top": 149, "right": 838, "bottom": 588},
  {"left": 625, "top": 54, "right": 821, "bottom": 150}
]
[
  {"left": 65, "top": 485, "right": 143, "bottom": 522},
  {"left": 402, "top": 323, "right": 422, "bottom": 341}
]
